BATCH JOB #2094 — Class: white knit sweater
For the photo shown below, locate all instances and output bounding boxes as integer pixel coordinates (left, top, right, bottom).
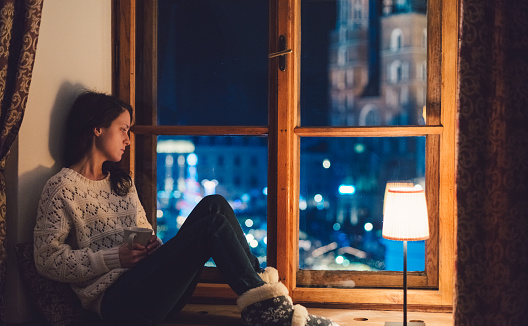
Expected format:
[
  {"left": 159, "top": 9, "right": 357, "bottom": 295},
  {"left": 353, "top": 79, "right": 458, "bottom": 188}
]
[{"left": 33, "top": 168, "right": 156, "bottom": 315}]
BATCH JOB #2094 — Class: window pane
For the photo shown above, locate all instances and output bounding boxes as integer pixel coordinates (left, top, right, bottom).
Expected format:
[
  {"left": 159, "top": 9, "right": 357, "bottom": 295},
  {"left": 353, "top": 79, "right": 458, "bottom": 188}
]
[
  {"left": 156, "top": 136, "right": 268, "bottom": 268},
  {"left": 157, "top": 0, "right": 268, "bottom": 126},
  {"left": 299, "top": 137, "right": 426, "bottom": 271},
  {"left": 301, "top": 0, "right": 427, "bottom": 126}
]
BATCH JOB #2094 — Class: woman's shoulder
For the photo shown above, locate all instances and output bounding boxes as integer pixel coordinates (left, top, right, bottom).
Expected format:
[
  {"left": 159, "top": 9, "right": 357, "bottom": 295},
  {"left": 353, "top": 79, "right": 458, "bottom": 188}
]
[
  {"left": 38, "top": 168, "right": 74, "bottom": 205},
  {"left": 44, "top": 168, "right": 80, "bottom": 190}
]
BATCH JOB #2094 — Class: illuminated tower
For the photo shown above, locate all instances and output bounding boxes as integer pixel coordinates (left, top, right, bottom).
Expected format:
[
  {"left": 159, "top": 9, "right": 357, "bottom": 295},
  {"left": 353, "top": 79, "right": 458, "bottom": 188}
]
[
  {"left": 328, "top": 0, "right": 427, "bottom": 126},
  {"left": 328, "top": 0, "right": 372, "bottom": 126},
  {"left": 381, "top": 0, "right": 427, "bottom": 125}
]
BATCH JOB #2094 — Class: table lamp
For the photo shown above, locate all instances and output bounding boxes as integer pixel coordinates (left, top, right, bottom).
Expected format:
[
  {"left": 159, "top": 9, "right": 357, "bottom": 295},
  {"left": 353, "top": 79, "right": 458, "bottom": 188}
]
[{"left": 382, "top": 185, "right": 429, "bottom": 326}]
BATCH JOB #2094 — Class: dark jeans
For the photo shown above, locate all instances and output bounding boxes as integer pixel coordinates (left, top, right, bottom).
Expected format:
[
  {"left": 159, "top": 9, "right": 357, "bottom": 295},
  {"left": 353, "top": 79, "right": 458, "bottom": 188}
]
[{"left": 100, "top": 195, "right": 265, "bottom": 325}]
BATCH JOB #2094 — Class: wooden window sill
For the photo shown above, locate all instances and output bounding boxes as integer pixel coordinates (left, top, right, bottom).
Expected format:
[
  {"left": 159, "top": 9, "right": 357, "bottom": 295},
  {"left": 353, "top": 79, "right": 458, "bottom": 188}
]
[{"left": 163, "top": 303, "right": 454, "bottom": 325}]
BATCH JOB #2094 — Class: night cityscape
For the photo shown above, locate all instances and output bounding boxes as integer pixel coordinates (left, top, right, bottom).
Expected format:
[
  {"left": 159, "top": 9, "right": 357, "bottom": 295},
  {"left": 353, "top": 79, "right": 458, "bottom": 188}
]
[{"left": 155, "top": 0, "right": 427, "bottom": 272}]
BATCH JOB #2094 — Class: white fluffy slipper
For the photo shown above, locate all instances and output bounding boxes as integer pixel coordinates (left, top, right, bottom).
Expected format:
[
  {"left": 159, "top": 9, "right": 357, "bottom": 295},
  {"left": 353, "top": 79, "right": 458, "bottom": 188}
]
[{"left": 258, "top": 266, "right": 280, "bottom": 284}]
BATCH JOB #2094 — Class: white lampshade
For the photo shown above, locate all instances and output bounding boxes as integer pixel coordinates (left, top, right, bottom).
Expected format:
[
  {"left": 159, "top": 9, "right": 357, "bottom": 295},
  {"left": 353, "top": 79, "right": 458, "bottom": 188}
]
[
  {"left": 383, "top": 181, "right": 414, "bottom": 216},
  {"left": 382, "top": 187, "right": 429, "bottom": 241}
]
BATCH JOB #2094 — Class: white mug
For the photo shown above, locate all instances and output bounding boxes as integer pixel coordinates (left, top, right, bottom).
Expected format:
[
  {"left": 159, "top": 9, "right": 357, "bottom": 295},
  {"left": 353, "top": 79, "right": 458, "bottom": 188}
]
[{"left": 123, "top": 227, "right": 153, "bottom": 250}]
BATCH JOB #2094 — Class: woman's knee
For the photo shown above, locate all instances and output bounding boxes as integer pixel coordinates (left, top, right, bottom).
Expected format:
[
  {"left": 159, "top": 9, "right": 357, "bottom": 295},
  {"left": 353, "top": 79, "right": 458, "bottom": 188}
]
[
  {"left": 203, "top": 194, "right": 227, "bottom": 204},
  {"left": 184, "top": 195, "right": 231, "bottom": 227},
  {"left": 201, "top": 194, "right": 230, "bottom": 213}
]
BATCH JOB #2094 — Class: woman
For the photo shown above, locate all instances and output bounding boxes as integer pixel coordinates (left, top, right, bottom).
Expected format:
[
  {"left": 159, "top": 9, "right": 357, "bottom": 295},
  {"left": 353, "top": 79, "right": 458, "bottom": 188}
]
[{"left": 33, "top": 91, "right": 338, "bottom": 326}]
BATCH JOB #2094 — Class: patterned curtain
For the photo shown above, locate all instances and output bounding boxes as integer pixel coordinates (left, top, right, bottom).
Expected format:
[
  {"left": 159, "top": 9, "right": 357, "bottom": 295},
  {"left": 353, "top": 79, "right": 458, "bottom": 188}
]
[
  {"left": 0, "top": 0, "right": 43, "bottom": 323},
  {"left": 456, "top": 0, "right": 528, "bottom": 325}
]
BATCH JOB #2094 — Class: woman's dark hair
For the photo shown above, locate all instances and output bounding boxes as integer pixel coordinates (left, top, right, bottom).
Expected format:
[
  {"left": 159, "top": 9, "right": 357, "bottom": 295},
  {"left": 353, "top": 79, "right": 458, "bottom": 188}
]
[{"left": 64, "top": 91, "right": 133, "bottom": 196}]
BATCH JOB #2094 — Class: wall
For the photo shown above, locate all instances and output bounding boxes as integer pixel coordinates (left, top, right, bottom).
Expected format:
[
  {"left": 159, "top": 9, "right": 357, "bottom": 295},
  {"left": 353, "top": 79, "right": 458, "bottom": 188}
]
[{"left": 5, "top": 1, "right": 112, "bottom": 322}]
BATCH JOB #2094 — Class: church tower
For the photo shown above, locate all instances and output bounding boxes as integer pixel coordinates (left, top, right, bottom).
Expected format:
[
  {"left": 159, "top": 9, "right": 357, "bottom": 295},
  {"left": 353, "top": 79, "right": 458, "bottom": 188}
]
[{"left": 328, "top": 0, "right": 427, "bottom": 126}]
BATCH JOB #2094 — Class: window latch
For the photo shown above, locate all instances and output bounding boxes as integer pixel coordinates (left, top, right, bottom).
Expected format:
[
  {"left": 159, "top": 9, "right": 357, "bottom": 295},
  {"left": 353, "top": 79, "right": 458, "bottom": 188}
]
[
  {"left": 268, "top": 49, "right": 292, "bottom": 58},
  {"left": 268, "top": 35, "right": 291, "bottom": 71}
]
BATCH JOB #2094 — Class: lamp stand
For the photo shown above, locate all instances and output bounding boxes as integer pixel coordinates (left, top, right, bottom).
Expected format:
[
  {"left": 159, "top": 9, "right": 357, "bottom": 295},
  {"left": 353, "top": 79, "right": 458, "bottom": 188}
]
[{"left": 385, "top": 241, "right": 426, "bottom": 326}]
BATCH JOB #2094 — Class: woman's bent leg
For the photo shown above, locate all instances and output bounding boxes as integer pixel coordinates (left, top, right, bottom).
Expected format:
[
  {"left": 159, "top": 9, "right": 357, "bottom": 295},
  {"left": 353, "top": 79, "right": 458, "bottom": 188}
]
[
  {"left": 180, "top": 195, "right": 262, "bottom": 272},
  {"left": 100, "top": 211, "right": 265, "bottom": 324}
]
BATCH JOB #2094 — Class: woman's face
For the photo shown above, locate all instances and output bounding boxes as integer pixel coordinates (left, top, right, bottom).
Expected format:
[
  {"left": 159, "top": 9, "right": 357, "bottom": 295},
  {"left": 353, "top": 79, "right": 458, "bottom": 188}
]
[{"left": 94, "top": 109, "right": 131, "bottom": 162}]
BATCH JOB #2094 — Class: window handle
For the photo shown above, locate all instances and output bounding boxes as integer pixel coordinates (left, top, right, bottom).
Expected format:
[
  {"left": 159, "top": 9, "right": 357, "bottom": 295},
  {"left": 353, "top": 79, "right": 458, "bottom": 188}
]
[
  {"left": 269, "top": 35, "right": 290, "bottom": 71},
  {"left": 268, "top": 49, "right": 292, "bottom": 59}
]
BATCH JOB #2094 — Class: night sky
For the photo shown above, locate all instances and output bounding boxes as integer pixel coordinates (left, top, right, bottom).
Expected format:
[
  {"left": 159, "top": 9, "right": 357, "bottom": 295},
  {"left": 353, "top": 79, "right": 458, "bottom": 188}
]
[{"left": 157, "top": 0, "right": 336, "bottom": 127}]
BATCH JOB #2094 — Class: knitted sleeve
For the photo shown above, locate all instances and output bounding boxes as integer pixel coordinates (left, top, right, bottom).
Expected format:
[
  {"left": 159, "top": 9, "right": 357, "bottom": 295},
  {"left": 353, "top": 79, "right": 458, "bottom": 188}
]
[{"left": 33, "top": 184, "right": 121, "bottom": 283}]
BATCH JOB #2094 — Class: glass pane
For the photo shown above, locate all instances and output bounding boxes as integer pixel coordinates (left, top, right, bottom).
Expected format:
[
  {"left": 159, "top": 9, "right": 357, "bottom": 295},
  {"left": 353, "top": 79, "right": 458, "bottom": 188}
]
[
  {"left": 301, "top": 0, "right": 427, "bottom": 126},
  {"left": 299, "top": 137, "right": 426, "bottom": 271},
  {"left": 157, "top": 0, "right": 268, "bottom": 126},
  {"left": 156, "top": 136, "right": 268, "bottom": 268}
]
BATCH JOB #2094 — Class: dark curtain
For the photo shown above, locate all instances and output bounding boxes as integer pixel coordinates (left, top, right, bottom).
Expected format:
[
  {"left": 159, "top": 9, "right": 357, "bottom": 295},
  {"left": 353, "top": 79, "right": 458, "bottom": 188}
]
[
  {"left": 0, "top": 0, "right": 43, "bottom": 323},
  {"left": 456, "top": 0, "right": 528, "bottom": 325}
]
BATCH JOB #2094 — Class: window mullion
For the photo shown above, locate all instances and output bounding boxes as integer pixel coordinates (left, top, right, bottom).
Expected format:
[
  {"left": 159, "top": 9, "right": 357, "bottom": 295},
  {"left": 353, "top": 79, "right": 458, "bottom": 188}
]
[
  {"left": 114, "top": 0, "right": 136, "bottom": 174},
  {"left": 132, "top": 0, "right": 158, "bottom": 230},
  {"left": 270, "top": 0, "right": 301, "bottom": 292}
]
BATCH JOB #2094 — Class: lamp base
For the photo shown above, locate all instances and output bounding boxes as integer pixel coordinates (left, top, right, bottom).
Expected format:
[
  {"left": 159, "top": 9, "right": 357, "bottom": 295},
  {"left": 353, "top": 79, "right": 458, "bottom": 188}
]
[{"left": 384, "top": 322, "right": 426, "bottom": 326}]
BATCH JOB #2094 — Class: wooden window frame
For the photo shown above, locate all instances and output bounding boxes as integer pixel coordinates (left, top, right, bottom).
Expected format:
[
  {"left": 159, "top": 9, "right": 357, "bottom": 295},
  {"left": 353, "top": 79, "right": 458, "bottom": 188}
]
[{"left": 113, "top": 0, "right": 457, "bottom": 311}]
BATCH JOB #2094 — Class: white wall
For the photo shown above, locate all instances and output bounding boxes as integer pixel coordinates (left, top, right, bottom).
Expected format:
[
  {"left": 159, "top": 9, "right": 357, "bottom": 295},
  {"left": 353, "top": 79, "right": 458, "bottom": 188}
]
[{"left": 5, "top": 1, "right": 112, "bottom": 322}]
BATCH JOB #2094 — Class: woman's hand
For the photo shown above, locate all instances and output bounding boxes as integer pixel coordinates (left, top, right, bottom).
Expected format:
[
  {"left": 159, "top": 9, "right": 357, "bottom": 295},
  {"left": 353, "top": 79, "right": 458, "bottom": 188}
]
[
  {"left": 145, "top": 235, "right": 161, "bottom": 254},
  {"left": 118, "top": 243, "right": 148, "bottom": 268}
]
